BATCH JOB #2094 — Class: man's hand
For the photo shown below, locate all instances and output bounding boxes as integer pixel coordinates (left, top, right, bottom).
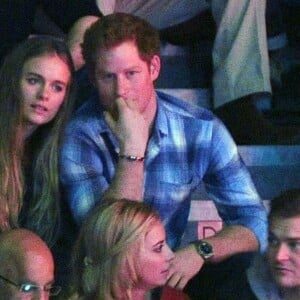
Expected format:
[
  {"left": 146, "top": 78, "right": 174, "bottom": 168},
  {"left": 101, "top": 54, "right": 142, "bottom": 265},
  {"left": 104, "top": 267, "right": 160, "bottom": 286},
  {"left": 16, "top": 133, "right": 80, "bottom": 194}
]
[
  {"left": 167, "top": 244, "right": 204, "bottom": 290},
  {"left": 104, "top": 97, "right": 150, "bottom": 156}
]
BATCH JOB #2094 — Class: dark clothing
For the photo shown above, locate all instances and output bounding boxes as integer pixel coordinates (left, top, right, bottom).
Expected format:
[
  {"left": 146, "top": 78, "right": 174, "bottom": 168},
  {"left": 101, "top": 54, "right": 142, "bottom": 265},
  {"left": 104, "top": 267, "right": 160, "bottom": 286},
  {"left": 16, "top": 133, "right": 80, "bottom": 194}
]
[
  {"left": 41, "top": 0, "right": 101, "bottom": 33},
  {"left": 0, "top": 0, "right": 38, "bottom": 63},
  {"left": 184, "top": 253, "right": 258, "bottom": 300}
]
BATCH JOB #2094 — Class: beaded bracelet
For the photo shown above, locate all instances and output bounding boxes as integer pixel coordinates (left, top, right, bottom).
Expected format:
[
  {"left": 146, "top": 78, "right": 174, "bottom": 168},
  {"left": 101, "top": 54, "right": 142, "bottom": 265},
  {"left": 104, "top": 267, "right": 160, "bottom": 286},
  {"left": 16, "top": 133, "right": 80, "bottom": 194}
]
[{"left": 118, "top": 154, "right": 145, "bottom": 162}]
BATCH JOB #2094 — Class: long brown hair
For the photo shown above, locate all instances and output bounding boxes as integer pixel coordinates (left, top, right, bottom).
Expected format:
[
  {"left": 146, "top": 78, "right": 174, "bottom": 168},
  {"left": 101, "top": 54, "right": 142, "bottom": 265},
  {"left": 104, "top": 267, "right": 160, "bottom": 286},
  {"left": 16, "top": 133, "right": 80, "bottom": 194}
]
[{"left": 0, "top": 36, "right": 76, "bottom": 246}]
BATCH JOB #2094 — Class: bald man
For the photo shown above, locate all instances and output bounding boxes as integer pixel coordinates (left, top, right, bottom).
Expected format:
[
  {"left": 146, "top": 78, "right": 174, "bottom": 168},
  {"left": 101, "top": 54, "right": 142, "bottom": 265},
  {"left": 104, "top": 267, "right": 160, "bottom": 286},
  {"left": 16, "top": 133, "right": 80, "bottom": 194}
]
[
  {"left": 67, "top": 15, "right": 100, "bottom": 71},
  {"left": 0, "top": 229, "right": 60, "bottom": 300}
]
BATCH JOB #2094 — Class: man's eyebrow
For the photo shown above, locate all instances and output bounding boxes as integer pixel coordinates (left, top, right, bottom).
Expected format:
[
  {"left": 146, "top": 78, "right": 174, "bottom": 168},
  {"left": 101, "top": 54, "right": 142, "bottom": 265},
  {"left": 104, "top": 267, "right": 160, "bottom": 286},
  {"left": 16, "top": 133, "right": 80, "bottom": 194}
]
[
  {"left": 286, "top": 238, "right": 300, "bottom": 242},
  {"left": 21, "top": 279, "right": 55, "bottom": 286}
]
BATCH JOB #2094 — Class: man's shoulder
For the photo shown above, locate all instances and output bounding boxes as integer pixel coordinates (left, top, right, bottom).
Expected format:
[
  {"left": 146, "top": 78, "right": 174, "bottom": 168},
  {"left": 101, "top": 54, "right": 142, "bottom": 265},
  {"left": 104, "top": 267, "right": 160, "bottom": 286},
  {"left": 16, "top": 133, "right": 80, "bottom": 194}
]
[
  {"left": 247, "top": 254, "right": 280, "bottom": 300},
  {"left": 156, "top": 90, "right": 215, "bottom": 121}
]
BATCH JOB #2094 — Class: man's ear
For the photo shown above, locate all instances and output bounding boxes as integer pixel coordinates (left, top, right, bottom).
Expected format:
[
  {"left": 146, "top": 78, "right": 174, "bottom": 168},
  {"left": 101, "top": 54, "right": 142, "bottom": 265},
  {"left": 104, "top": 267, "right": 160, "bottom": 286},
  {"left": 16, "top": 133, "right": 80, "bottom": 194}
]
[{"left": 149, "top": 55, "right": 161, "bottom": 81}]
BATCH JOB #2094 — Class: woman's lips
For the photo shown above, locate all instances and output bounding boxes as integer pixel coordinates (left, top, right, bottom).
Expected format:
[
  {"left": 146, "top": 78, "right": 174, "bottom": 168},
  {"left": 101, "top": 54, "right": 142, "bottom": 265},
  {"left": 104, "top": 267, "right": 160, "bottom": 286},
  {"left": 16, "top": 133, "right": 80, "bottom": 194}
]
[{"left": 31, "top": 103, "right": 48, "bottom": 113}]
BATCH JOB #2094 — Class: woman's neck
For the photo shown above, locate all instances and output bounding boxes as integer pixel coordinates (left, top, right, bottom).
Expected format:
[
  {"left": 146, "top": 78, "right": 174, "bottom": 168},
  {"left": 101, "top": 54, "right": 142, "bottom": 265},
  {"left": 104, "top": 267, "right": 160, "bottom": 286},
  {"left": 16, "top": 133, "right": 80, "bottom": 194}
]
[
  {"left": 22, "top": 122, "right": 38, "bottom": 140},
  {"left": 130, "top": 288, "right": 148, "bottom": 300}
]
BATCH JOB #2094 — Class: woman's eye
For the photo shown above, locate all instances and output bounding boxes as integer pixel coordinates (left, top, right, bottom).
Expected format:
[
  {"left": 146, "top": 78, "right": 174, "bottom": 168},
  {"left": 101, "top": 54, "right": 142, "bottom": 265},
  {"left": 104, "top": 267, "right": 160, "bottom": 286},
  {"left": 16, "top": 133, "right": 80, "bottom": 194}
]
[
  {"left": 154, "top": 244, "right": 164, "bottom": 253},
  {"left": 52, "top": 84, "right": 64, "bottom": 92},
  {"left": 27, "top": 77, "right": 38, "bottom": 84}
]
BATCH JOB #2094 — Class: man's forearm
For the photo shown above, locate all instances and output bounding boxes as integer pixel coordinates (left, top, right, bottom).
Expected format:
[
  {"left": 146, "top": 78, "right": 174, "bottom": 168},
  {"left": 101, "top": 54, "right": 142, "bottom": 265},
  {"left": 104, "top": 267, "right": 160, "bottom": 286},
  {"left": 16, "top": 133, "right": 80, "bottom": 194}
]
[
  {"left": 102, "top": 158, "right": 145, "bottom": 201},
  {"left": 203, "top": 225, "right": 259, "bottom": 263}
]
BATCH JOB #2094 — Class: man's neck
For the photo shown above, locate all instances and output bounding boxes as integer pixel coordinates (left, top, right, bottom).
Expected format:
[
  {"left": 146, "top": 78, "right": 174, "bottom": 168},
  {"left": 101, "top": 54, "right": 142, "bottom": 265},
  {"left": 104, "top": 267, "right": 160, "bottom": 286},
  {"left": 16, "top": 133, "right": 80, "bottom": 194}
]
[{"left": 281, "top": 287, "right": 300, "bottom": 300}]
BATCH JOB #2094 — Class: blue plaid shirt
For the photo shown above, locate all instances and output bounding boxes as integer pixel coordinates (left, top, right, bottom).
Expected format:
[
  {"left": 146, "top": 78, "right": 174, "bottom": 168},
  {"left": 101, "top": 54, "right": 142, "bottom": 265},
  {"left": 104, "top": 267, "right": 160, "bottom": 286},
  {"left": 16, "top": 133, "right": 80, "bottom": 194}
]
[{"left": 60, "top": 91, "right": 267, "bottom": 250}]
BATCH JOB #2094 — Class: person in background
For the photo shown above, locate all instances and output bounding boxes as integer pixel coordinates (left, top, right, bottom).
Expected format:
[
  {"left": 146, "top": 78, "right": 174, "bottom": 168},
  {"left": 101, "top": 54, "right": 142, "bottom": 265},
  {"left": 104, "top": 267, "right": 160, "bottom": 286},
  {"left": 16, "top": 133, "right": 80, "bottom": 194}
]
[
  {"left": 0, "top": 228, "right": 60, "bottom": 300},
  {"left": 67, "top": 15, "right": 100, "bottom": 72},
  {"left": 246, "top": 189, "right": 300, "bottom": 300},
  {"left": 66, "top": 15, "right": 100, "bottom": 110},
  {"left": 70, "top": 199, "right": 174, "bottom": 300},
  {"left": 60, "top": 13, "right": 267, "bottom": 298}
]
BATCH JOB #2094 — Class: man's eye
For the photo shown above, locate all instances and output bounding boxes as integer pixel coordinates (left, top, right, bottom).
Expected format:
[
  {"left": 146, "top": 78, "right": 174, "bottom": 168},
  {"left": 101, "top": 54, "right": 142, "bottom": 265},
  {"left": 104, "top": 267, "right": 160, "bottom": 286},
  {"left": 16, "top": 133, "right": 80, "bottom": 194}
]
[
  {"left": 288, "top": 241, "right": 300, "bottom": 252},
  {"left": 20, "top": 284, "right": 39, "bottom": 293},
  {"left": 127, "top": 71, "right": 137, "bottom": 77},
  {"left": 268, "top": 236, "right": 279, "bottom": 247},
  {"left": 100, "top": 73, "right": 114, "bottom": 80}
]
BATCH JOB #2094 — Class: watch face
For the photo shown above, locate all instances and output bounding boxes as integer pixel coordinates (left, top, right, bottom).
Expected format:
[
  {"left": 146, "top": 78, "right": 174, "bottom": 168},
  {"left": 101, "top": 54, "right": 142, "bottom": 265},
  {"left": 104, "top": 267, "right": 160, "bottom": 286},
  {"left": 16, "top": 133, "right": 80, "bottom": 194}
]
[
  {"left": 195, "top": 241, "right": 214, "bottom": 260},
  {"left": 201, "top": 242, "right": 213, "bottom": 255}
]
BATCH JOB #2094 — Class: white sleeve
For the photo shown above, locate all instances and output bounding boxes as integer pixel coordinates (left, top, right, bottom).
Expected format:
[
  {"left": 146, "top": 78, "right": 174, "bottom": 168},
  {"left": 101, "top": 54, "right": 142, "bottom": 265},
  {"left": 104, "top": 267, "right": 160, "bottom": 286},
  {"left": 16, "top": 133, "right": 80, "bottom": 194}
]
[{"left": 95, "top": 0, "right": 116, "bottom": 15}]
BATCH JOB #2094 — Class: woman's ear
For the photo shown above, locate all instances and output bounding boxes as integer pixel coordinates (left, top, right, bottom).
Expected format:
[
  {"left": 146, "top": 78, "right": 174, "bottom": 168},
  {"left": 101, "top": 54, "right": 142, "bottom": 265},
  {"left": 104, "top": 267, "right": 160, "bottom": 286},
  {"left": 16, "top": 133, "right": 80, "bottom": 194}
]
[{"left": 149, "top": 55, "right": 161, "bottom": 81}]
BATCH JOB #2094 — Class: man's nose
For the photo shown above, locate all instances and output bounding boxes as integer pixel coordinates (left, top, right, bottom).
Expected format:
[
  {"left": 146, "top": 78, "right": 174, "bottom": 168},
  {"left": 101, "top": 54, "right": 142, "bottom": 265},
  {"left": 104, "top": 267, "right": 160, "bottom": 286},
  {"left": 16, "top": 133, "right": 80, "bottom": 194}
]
[
  {"left": 116, "top": 76, "right": 128, "bottom": 97},
  {"left": 275, "top": 243, "right": 290, "bottom": 262}
]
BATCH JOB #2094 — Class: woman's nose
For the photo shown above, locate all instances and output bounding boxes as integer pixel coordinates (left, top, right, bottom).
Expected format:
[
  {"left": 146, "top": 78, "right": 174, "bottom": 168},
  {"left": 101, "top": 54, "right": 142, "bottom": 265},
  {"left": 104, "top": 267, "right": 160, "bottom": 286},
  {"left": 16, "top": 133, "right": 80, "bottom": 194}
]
[
  {"left": 37, "top": 85, "right": 50, "bottom": 101},
  {"left": 165, "top": 244, "right": 175, "bottom": 262}
]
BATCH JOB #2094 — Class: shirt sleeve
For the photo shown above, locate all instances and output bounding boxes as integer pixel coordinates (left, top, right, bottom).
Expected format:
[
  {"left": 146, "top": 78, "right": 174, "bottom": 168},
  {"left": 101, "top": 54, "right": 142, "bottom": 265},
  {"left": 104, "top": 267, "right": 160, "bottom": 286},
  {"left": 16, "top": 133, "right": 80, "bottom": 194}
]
[
  {"left": 59, "top": 123, "right": 112, "bottom": 224},
  {"left": 203, "top": 119, "right": 268, "bottom": 252}
]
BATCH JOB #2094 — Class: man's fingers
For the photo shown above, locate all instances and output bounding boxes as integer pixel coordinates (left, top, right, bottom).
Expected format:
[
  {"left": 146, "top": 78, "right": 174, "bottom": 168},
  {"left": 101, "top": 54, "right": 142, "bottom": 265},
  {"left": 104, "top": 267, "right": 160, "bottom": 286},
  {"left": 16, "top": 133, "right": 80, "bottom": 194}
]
[
  {"left": 175, "top": 277, "right": 188, "bottom": 290},
  {"left": 116, "top": 96, "right": 138, "bottom": 112},
  {"left": 166, "top": 273, "right": 182, "bottom": 289},
  {"left": 103, "top": 111, "right": 116, "bottom": 132}
]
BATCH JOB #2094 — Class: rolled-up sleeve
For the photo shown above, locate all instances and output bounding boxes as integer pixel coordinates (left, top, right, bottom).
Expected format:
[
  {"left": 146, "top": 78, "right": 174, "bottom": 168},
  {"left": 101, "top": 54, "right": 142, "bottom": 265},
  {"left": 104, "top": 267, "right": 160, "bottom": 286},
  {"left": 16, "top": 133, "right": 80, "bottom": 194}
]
[{"left": 203, "top": 120, "right": 268, "bottom": 252}]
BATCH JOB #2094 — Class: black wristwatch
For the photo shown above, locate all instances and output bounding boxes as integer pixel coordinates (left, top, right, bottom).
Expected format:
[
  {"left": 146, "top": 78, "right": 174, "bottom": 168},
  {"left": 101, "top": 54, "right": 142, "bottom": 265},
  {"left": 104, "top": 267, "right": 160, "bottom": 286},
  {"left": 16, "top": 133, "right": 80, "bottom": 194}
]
[{"left": 191, "top": 240, "right": 214, "bottom": 261}]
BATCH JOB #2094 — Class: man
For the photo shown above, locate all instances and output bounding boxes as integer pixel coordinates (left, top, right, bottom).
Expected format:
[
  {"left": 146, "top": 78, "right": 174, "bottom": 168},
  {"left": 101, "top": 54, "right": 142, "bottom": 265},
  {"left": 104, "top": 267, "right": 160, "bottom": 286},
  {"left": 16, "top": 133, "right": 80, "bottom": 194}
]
[
  {"left": 67, "top": 15, "right": 99, "bottom": 72},
  {"left": 246, "top": 189, "right": 300, "bottom": 299},
  {"left": 0, "top": 229, "right": 60, "bottom": 300},
  {"left": 94, "top": 0, "right": 299, "bottom": 144},
  {"left": 60, "top": 13, "right": 267, "bottom": 295}
]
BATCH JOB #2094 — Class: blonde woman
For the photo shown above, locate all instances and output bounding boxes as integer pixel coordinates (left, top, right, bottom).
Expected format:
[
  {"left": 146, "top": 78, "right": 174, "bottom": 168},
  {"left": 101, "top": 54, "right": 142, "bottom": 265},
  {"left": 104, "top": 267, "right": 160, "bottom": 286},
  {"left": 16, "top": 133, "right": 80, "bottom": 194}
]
[{"left": 71, "top": 199, "right": 174, "bottom": 300}]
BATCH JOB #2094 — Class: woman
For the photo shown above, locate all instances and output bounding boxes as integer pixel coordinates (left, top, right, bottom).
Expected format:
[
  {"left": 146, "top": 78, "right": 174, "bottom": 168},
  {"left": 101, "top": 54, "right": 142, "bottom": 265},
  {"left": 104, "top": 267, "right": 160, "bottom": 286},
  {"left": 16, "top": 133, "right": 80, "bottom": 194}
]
[
  {"left": 0, "top": 35, "right": 75, "bottom": 246},
  {"left": 71, "top": 199, "right": 175, "bottom": 300}
]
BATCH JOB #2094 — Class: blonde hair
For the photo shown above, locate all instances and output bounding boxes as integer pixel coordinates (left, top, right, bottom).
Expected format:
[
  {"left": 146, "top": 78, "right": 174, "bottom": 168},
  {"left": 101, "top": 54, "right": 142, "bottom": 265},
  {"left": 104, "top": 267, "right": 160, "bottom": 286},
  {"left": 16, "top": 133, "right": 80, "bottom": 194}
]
[{"left": 71, "top": 199, "right": 160, "bottom": 300}]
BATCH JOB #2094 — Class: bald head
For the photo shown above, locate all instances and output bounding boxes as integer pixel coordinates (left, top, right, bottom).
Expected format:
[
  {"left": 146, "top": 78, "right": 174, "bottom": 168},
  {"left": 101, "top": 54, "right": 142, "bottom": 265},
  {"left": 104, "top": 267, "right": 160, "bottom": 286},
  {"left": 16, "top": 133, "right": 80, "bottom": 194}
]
[
  {"left": 0, "top": 229, "right": 54, "bottom": 300},
  {"left": 67, "top": 15, "right": 100, "bottom": 70}
]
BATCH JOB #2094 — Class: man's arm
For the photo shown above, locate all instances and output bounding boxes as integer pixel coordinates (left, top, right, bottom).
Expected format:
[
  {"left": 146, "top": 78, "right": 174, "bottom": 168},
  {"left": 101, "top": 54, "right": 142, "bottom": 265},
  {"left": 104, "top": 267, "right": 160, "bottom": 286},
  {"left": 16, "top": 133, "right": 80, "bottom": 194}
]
[
  {"left": 167, "top": 225, "right": 258, "bottom": 290},
  {"left": 102, "top": 156, "right": 145, "bottom": 201},
  {"left": 167, "top": 119, "right": 267, "bottom": 290},
  {"left": 101, "top": 97, "right": 152, "bottom": 201}
]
